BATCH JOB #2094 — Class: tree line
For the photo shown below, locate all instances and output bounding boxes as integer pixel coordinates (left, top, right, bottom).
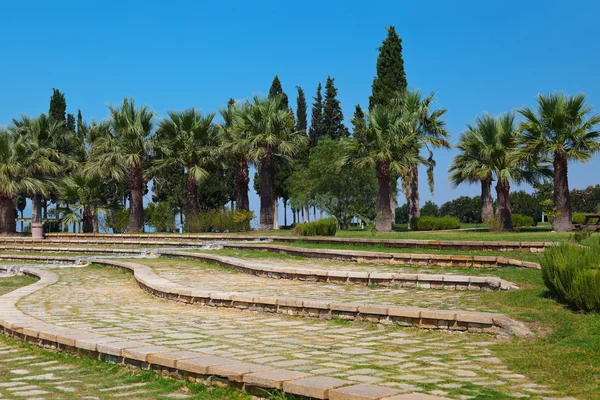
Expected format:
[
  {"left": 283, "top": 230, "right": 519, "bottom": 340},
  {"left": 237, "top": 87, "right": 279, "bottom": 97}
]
[{"left": 1, "top": 26, "right": 598, "bottom": 234}]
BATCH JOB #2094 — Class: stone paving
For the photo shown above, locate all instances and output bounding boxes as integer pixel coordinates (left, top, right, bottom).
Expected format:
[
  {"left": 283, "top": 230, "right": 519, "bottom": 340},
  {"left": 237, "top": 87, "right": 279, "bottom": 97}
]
[
  {"left": 16, "top": 266, "right": 564, "bottom": 399},
  {"left": 140, "top": 258, "right": 493, "bottom": 312}
]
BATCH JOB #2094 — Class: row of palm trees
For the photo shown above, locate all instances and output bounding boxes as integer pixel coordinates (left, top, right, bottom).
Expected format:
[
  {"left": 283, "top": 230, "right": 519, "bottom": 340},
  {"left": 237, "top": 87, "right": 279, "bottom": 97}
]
[{"left": 450, "top": 93, "right": 600, "bottom": 232}]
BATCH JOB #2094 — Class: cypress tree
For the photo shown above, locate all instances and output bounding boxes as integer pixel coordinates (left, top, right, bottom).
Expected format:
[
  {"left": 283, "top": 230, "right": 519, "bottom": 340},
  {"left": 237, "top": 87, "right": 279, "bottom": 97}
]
[
  {"left": 76, "top": 110, "right": 84, "bottom": 138},
  {"left": 351, "top": 104, "right": 366, "bottom": 140},
  {"left": 295, "top": 86, "right": 307, "bottom": 135},
  {"left": 49, "top": 88, "right": 67, "bottom": 123},
  {"left": 268, "top": 75, "right": 289, "bottom": 110},
  {"left": 308, "top": 83, "right": 324, "bottom": 148},
  {"left": 322, "top": 76, "right": 349, "bottom": 140},
  {"left": 66, "top": 113, "right": 76, "bottom": 132},
  {"left": 369, "top": 26, "right": 407, "bottom": 110}
]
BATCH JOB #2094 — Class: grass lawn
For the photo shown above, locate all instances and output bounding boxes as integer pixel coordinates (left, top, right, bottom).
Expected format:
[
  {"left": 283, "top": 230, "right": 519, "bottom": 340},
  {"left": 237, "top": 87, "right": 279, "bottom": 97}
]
[{"left": 0, "top": 274, "right": 36, "bottom": 295}]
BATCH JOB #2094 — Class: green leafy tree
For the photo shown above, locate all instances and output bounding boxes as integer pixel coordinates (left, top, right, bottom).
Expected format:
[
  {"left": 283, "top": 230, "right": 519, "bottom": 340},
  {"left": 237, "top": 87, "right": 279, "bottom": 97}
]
[
  {"left": 66, "top": 113, "right": 76, "bottom": 132},
  {"left": 49, "top": 88, "right": 67, "bottom": 123},
  {"left": 369, "top": 26, "right": 407, "bottom": 110},
  {"left": 154, "top": 108, "right": 215, "bottom": 221},
  {"left": 295, "top": 86, "right": 307, "bottom": 135},
  {"left": 86, "top": 98, "right": 154, "bottom": 232},
  {"left": 519, "top": 93, "right": 600, "bottom": 232},
  {"left": 420, "top": 200, "right": 439, "bottom": 217},
  {"left": 322, "top": 76, "right": 349, "bottom": 140},
  {"left": 351, "top": 105, "right": 366, "bottom": 140},
  {"left": 57, "top": 172, "right": 106, "bottom": 233},
  {"left": 144, "top": 202, "right": 175, "bottom": 232},
  {"left": 235, "top": 96, "right": 307, "bottom": 229},
  {"left": 0, "top": 130, "right": 24, "bottom": 233},
  {"left": 308, "top": 83, "right": 324, "bottom": 148}
]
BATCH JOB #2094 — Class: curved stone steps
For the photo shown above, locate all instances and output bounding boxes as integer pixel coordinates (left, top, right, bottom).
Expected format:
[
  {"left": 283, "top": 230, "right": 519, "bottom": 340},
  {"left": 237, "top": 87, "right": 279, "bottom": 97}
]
[{"left": 1, "top": 266, "right": 456, "bottom": 399}]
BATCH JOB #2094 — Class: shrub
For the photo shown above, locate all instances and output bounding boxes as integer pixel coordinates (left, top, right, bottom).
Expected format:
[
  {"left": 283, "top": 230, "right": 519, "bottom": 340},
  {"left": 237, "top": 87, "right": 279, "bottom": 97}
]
[
  {"left": 293, "top": 217, "right": 337, "bottom": 236},
  {"left": 420, "top": 201, "right": 439, "bottom": 217},
  {"left": 485, "top": 217, "right": 503, "bottom": 233},
  {"left": 541, "top": 237, "right": 600, "bottom": 312},
  {"left": 511, "top": 214, "right": 535, "bottom": 229},
  {"left": 414, "top": 216, "right": 460, "bottom": 231},
  {"left": 510, "top": 190, "right": 542, "bottom": 224},
  {"left": 144, "top": 202, "right": 176, "bottom": 232},
  {"left": 186, "top": 208, "right": 254, "bottom": 233},
  {"left": 394, "top": 204, "right": 408, "bottom": 224},
  {"left": 439, "top": 196, "right": 482, "bottom": 223},
  {"left": 572, "top": 212, "right": 587, "bottom": 224}
]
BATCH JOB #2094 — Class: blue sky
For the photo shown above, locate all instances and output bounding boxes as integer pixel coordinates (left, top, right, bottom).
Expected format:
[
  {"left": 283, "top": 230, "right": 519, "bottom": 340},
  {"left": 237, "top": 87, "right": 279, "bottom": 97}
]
[{"left": 1, "top": 0, "right": 599, "bottom": 226}]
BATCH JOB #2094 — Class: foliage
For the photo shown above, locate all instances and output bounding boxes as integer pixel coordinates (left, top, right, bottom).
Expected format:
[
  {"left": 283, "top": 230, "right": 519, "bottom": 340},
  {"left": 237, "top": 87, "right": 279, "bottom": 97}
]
[
  {"left": 294, "top": 86, "right": 307, "bottom": 135},
  {"left": 369, "top": 25, "right": 407, "bottom": 109},
  {"left": 420, "top": 200, "right": 439, "bottom": 217},
  {"left": 412, "top": 216, "right": 460, "bottom": 231},
  {"left": 541, "top": 237, "right": 600, "bottom": 312},
  {"left": 292, "top": 217, "right": 337, "bottom": 236},
  {"left": 510, "top": 191, "right": 542, "bottom": 223},
  {"left": 486, "top": 216, "right": 503, "bottom": 233},
  {"left": 268, "top": 75, "right": 288, "bottom": 110},
  {"left": 394, "top": 204, "right": 408, "bottom": 224},
  {"left": 572, "top": 212, "right": 586, "bottom": 225},
  {"left": 144, "top": 202, "right": 175, "bottom": 232},
  {"left": 439, "top": 196, "right": 482, "bottom": 223},
  {"left": 186, "top": 208, "right": 254, "bottom": 233},
  {"left": 107, "top": 210, "right": 129, "bottom": 233},
  {"left": 322, "top": 76, "right": 349, "bottom": 140},
  {"left": 570, "top": 184, "right": 600, "bottom": 213},
  {"left": 512, "top": 213, "right": 535, "bottom": 229},
  {"left": 308, "top": 83, "right": 324, "bottom": 148}
]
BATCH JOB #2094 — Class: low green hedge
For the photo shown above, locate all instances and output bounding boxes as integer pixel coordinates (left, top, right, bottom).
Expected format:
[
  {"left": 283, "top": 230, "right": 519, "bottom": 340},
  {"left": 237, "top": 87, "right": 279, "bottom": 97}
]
[
  {"left": 412, "top": 216, "right": 460, "bottom": 231},
  {"left": 512, "top": 213, "right": 535, "bottom": 228},
  {"left": 572, "top": 212, "right": 587, "bottom": 224},
  {"left": 293, "top": 217, "right": 338, "bottom": 236},
  {"left": 541, "top": 237, "right": 600, "bottom": 312}
]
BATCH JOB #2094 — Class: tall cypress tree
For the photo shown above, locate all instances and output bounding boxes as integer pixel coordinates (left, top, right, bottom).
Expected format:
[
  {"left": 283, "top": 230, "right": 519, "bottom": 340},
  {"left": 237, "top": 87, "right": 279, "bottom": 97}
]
[
  {"left": 49, "top": 88, "right": 67, "bottom": 123},
  {"left": 295, "top": 86, "right": 307, "bottom": 135},
  {"left": 369, "top": 26, "right": 407, "bottom": 110},
  {"left": 76, "top": 110, "right": 84, "bottom": 138},
  {"left": 322, "top": 76, "right": 349, "bottom": 140},
  {"left": 308, "top": 83, "right": 324, "bottom": 148},
  {"left": 268, "top": 75, "right": 289, "bottom": 110},
  {"left": 66, "top": 113, "right": 76, "bottom": 132},
  {"left": 351, "top": 104, "right": 366, "bottom": 140}
]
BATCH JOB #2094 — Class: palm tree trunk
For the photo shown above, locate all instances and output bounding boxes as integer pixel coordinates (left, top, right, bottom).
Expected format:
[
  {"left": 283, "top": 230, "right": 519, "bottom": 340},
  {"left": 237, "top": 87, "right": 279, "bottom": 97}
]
[
  {"left": 259, "top": 150, "right": 275, "bottom": 229},
  {"left": 376, "top": 161, "right": 393, "bottom": 232},
  {"left": 481, "top": 177, "right": 494, "bottom": 222},
  {"left": 186, "top": 167, "right": 199, "bottom": 220},
  {"left": 32, "top": 194, "right": 43, "bottom": 224},
  {"left": 235, "top": 158, "right": 250, "bottom": 211},
  {"left": 283, "top": 198, "right": 287, "bottom": 226},
  {"left": 92, "top": 206, "right": 99, "bottom": 233},
  {"left": 407, "top": 168, "right": 420, "bottom": 227},
  {"left": 495, "top": 179, "right": 513, "bottom": 231},
  {"left": 552, "top": 154, "right": 573, "bottom": 232},
  {"left": 82, "top": 206, "right": 93, "bottom": 233},
  {"left": 273, "top": 198, "right": 279, "bottom": 229},
  {"left": 306, "top": 206, "right": 310, "bottom": 223},
  {"left": 127, "top": 163, "right": 145, "bottom": 232},
  {"left": 0, "top": 196, "right": 16, "bottom": 234}
]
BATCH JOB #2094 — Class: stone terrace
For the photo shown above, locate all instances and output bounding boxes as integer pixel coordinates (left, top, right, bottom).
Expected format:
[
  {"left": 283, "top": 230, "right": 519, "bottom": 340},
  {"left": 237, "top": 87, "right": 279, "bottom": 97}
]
[{"left": 16, "top": 266, "right": 562, "bottom": 399}]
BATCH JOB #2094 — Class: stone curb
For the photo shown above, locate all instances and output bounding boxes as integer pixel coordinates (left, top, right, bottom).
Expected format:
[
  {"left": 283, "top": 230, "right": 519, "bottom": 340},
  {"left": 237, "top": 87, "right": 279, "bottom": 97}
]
[
  {"left": 0, "top": 266, "right": 451, "bottom": 400},
  {"left": 162, "top": 251, "right": 520, "bottom": 291},
  {"left": 33, "top": 233, "right": 554, "bottom": 252},
  {"left": 89, "top": 258, "right": 531, "bottom": 337}
]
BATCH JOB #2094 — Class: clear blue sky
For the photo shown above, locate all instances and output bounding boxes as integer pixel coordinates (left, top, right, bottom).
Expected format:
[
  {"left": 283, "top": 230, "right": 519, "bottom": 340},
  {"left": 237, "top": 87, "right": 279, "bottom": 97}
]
[{"left": 1, "top": 0, "right": 599, "bottom": 225}]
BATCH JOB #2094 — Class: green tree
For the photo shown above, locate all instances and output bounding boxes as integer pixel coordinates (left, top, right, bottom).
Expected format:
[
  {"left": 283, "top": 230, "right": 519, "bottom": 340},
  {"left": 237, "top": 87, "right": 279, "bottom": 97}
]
[
  {"left": 66, "top": 113, "right": 76, "bottom": 132},
  {"left": 0, "top": 130, "right": 24, "bottom": 233},
  {"left": 144, "top": 202, "right": 175, "bottom": 232},
  {"left": 154, "top": 108, "right": 215, "bottom": 221},
  {"left": 369, "top": 26, "right": 407, "bottom": 110},
  {"left": 351, "top": 105, "right": 366, "bottom": 140},
  {"left": 519, "top": 93, "right": 600, "bottom": 232},
  {"left": 308, "top": 83, "right": 324, "bottom": 148},
  {"left": 345, "top": 100, "right": 423, "bottom": 232},
  {"left": 235, "top": 96, "right": 307, "bottom": 229},
  {"left": 49, "top": 88, "right": 67, "bottom": 123},
  {"left": 420, "top": 200, "right": 439, "bottom": 217},
  {"left": 268, "top": 75, "right": 289, "bottom": 110},
  {"left": 322, "top": 76, "right": 349, "bottom": 140},
  {"left": 86, "top": 98, "right": 154, "bottom": 232},
  {"left": 57, "top": 172, "right": 105, "bottom": 233},
  {"left": 295, "top": 86, "right": 307, "bottom": 135}
]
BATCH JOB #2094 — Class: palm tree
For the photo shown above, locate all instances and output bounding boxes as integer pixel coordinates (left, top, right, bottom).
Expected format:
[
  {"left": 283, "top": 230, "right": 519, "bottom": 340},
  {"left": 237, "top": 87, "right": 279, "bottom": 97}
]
[
  {"left": 9, "top": 114, "right": 64, "bottom": 227},
  {"left": 0, "top": 130, "right": 21, "bottom": 234},
  {"left": 519, "top": 93, "right": 600, "bottom": 232},
  {"left": 400, "top": 90, "right": 450, "bottom": 226},
  {"left": 57, "top": 173, "right": 105, "bottom": 233},
  {"left": 219, "top": 99, "right": 251, "bottom": 211},
  {"left": 448, "top": 137, "right": 494, "bottom": 222},
  {"left": 154, "top": 108, "right": 215, "bottom": 221},
  {"left": 452, "top": 113, "right": 549, "bottom": 231},
  {"left": 87, "top": 98, "right": 154, "bottom": 232},
  {"left": 346, "top": 102, "right": 423, "bottom": 232},
  {"left": 235, "top": 96, "right": 307, "bottom": 229}
]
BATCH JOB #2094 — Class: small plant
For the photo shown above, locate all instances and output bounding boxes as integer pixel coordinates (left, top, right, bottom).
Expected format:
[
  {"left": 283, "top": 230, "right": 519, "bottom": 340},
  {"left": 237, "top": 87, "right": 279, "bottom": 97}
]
[
  {"left": 570, "top": 229, "right": 594, "bottom": 244},
  {"left": 541, "top": 236, "right": 600, "bottom": 312},
  {"left": 540, "top": 199, "right": 560, "bottom": 229},
  {"left": 572, "top": 212, "right": 587, "bottom": 225},
  {"left": 292, "top": 217, "right": 337, "bottom": 236},
  {"left": 485, "top": 216, "right": 503, "bottom": 233},
  {"left": 512, "top": 214, "right": 535, "bottom": 230}
]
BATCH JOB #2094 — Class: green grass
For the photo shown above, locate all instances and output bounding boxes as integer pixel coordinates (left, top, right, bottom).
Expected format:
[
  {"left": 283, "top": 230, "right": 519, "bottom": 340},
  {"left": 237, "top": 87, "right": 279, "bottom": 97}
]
[{"left": 0, "top": 274, "right": 36, "bottom": 295}]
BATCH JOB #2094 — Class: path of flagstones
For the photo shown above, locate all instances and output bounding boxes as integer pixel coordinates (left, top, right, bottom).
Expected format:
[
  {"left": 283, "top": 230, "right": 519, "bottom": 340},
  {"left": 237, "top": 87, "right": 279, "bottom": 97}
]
[{"left": 0, "top": 242, "right": 571, "bottom": 400}]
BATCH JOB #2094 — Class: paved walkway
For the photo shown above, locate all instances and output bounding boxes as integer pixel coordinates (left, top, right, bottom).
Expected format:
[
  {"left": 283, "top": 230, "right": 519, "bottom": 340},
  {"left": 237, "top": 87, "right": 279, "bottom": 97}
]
[
  {"left": 142, "top": 258, "right": 492, "bottom": 312},
  {"left": 17, "top": 266, "right": 562, "bottom": 399}
]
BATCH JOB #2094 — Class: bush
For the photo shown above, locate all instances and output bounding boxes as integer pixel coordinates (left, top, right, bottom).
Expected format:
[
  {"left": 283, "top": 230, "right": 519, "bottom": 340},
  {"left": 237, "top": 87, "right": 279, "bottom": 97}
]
[
  {"left": 186, "top": 208, "right": 254, "bottom": 233},
  {"left": 420, "top": 201, "right": 439, "bottom": 217},
  {"left": 413, "top": 216, "right": 460, "bottom": 231},
  {"left": 572, "top": 212, "right": 587, "bottom": 224},
  {"left": 394, "top": 204, "right": 408, "bottom": 224},
  {"left": 510, "top": 190, "right": 542, "bottom": 224},
  {"left": 439, "top": 196, "right": 482, "bottom": 223},
  {"left": 145, "top": 202, "right": 176, "bottom": 232},
  {"left": 542, "top": 237, "right": 600, "bottom": 312},
  {"left": 511, "top": 213, "right": 535, "bottom": 229},
  {"left": 293, "top": 217, "right": 337, "bottom": 236},
  {"left": 485, "top": 217, "right": 503, "bottom": 233}
]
